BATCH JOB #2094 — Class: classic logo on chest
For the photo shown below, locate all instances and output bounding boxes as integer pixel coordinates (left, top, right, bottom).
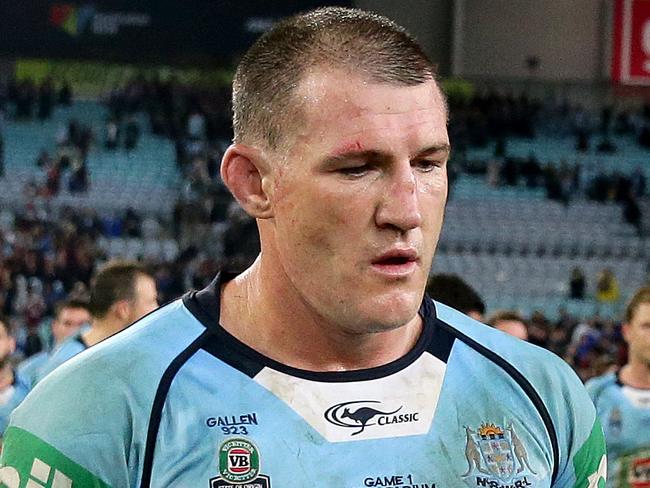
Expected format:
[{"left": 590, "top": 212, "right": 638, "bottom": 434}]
[{"left": 324, "top": 400, "right": 419, "bottom": 436}]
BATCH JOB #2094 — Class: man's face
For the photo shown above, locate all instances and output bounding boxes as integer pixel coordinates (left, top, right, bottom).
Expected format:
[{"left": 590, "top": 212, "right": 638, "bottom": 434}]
[
  {"left": 265, "top": 69, "right": 449, "bottom": 333},
  {"left": 126, "top": 274, "right": 158, "bottom": 325},
  {"left": 52, "top": 306, "right": 91, "bottom": 344},
  {"left": 624, "top": 302, "right": 650, "bottom": 368}
]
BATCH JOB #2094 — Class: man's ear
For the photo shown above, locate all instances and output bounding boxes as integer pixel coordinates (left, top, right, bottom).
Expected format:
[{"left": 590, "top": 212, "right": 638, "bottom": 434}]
[
  {"left": 221, "top": 144, "right": 274, "bottom": 219},
  {"left": 111, "top": 300, "right": 131, "bottom": 322}
]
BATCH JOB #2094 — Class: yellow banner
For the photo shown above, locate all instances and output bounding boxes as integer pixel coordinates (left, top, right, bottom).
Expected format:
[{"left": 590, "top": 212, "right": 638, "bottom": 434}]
[{"left": 16, "top": 59, "right": 233, "bottom": 98}]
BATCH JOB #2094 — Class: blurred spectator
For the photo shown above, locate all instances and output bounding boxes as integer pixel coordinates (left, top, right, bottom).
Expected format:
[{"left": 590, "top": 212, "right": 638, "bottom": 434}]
[
  {"left": 596, "top": 268, "right": 620, "bottom": 304},
  {"left": 569, "top": 267, "right": 586, "bottom": 300},
  {"left": 105, "top": 119, "right": 119, "bottom": 150},
  {"left": 622, "top": 191, "right": 642, "bottom": 235},
  {"left": 586, "top": 286, "right": 650, "bottom": 487},
  {"left": 17, "top": 298, "right": 90, "bottom": 387},
  {"left": 0, "top": 316, "right": 30, "bottom": 437},
  {"left": 630, "top": 166, "right": 646, "bottom": 197},
  {"left": 527, "top": 311, "right": 550, "bottom": 348},
  {"left": 124, "top": 116, "right": 140, "bottom": 151},
  {"left": 487, "top": 310, "right": 528, "bottom": 340},
  {"left": 35, "top": 149, "right": 51, "bottom": 169},
  {"left": 45, "top": 160, "right": 61, "bottom": 196},
  {"left": 58, "top": 80, "right": 73, "bottom": 106},
  {"left": 187, "top": 109, "right": 206, "bottom": 140},
  {"left": 68, "top": 160, "right": 89, "bottom": 193},
  {"left": 37, "top": 78, "right": 55, "bottom": 121},
  {"left": 123, "top": 208, "right": 142, "bottom": 238},
  {"left": 426, "top": 273, "right": 485, "bottom": 321},
  {"left": 0, "top": 129, "right": 4, "bottom": 178},
  {"left": 14, "top": 80, "right": 35, "bottom": 119},
  {"left": 35, "top": 260, "right": 158, "bottom": 384}
]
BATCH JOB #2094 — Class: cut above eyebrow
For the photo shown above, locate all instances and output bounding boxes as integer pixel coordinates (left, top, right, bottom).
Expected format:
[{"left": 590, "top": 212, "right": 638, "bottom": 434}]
[{"left": 324, "top": 150, "right": 383, "bottom": 165}]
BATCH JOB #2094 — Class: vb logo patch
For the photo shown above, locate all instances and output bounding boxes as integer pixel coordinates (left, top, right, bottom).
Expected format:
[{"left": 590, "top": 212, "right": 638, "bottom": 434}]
[
  {"left": 462, "top": 422, "right": 538, "bottom": 486},
  {"left": 209, "top": 438, "right": 271, "bottom": 487}
]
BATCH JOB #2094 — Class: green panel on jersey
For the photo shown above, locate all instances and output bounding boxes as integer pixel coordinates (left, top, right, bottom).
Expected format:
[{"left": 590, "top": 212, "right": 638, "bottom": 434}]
[
  {"left": 572, "top": 419, "right": 607, "bottom": 488},
  {"left": 0, "top": 427, "right": 112, "bottom": 488}
]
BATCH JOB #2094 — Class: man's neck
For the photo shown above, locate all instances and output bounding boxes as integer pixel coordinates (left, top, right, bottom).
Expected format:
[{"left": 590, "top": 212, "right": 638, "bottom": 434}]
[
  {"left": 620, "top": 361, "right": 650, "bottom": 389},
  {"left": 82, "top": 317, "right": 125, "bottom": 347},
  {"left": 219, "top": 260, "right": 423, "bottom": 372}
]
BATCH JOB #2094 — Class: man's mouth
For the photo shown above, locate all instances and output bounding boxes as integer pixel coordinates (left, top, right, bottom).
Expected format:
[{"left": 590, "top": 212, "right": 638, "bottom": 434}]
[{"left": 371, "top": 249, "right": 419, "bottom": 276}]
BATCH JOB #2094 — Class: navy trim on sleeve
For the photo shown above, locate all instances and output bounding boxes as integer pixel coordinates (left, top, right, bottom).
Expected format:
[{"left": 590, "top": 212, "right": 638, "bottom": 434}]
[
  {"left": 140, "top": 329, "right": 211, "bottom": 488},
  {"left": 436, "top": 318, "right": 560, "bottom": 484}
]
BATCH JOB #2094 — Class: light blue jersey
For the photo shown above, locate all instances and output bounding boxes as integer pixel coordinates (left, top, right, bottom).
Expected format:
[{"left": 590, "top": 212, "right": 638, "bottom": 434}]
[
  {"left": 586, "top": 372, "right": 650, "bottom": 487},
  {"left": 16, "top": 352, "right": 49, "bottom": 388},
  {"left": 1, "top": 274, "right": 606, "bottom": 487},
  {"left": 34, "top": 334, "right": 87, "bottom": 384},
  {"left": 0, "top": 371, "right": 30, "bottom": 436}
]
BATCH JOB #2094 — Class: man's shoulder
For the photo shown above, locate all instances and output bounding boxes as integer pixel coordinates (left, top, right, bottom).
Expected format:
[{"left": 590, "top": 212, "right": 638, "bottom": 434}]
[
  {"left": 39, "top": 298, "right": 203, "bottom": 385},
  {"left": 584, "top": 371, "right": 618, "bottom": 401},
  {"left": 10, "top": 298, "right": 206, "bottom": 439},
  {"left": 16, "top": 350, "right": 49, "bottom": 384},
  {"left": 50, "top": 335, "right": 86, "bottom": 360},
  {"left": 35, "top": 334, "right": 88, "bottom": 384},
  {"left": 433, "top": 299, "right": 568, "bottom": 371},
  {"left": 4, "top": 298, "right": 208, "bottom": 487},
  {"left": 431, "top": 299, "right": 586, "bottom": 406}
]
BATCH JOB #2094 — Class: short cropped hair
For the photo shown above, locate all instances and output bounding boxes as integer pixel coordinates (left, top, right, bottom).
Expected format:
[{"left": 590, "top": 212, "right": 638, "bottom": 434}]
[
  {"left": 89, "top": 261, "right": 150, "bottom": 319},
  {"left": 426, "top": 274, "right": 485, "bottom": 315},
  {"left": 232, "top": 6, "right": 437, "bottom": 149},
  {"left": 487, "top": 310, "right": 525, "bottom": 327},
  {"left": 625, "top": 286, "right": 650, "bottom": 323},
  {"left": 54, "top": 298, "right": 90, "bottom": 320}
]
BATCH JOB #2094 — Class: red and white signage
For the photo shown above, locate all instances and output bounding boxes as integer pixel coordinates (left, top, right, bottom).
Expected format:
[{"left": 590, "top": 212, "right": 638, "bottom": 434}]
[{"left": 612, "top": 0, "right": 650, "bottom": 84}]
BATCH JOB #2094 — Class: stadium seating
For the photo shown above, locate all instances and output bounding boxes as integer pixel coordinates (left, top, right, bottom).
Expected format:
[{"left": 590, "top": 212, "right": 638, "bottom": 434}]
[{"left": 1, "top": 101, "right": 181, "bottom": 215}]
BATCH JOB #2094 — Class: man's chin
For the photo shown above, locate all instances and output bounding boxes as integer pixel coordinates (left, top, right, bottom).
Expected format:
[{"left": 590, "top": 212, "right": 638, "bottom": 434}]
[{"left": 358, "top": 298, "right": 422, "bottom": 333}]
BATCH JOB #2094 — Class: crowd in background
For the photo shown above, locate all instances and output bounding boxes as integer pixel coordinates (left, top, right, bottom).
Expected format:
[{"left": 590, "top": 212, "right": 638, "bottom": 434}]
[
  {"left": 449, "top": 91, "right": 648, "bottom": 234},
  {"left": 0, "top": 76, "right": 647, "bottom": 386}
]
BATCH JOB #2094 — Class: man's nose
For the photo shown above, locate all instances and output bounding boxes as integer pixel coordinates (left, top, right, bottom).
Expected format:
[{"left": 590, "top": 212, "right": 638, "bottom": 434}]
[{"left": 375, "top": 163, "right": 422, "bottom": 232}]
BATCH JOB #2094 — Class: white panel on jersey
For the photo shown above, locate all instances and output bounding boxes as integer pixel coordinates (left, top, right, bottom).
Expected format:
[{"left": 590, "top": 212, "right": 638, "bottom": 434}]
[
  {"left": 621, "top": 385, "right": 650, "bottom": 409},
  {"left": 254, "top": 351, "right": 446, "bottom": 443}
]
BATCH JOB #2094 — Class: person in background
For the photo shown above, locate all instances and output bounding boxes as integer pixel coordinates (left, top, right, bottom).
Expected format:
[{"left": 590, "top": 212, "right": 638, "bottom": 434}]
[
  {"left": 17, "top": 298, "right": 90, "bottom": 387},
  {"left": 35, "top": 260, "right": 157, "bottom": 383},
  {"left": 587, "top": 286, "right": 650, "bottom": 488},
  {"left": 425, "top": 273, "right": 485, "bottom": 321},
  {"left": 596, "top": 268, "right": 619, "bottom": 304},
  {"left": 0, "top": 316, "right": 30, "bottom": 437},
  {"left": 569, "top": 267, "right": 586, "bottom": 300},
  {"left": 487, "top": 309, "right": 529, "bottom": 341}
]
